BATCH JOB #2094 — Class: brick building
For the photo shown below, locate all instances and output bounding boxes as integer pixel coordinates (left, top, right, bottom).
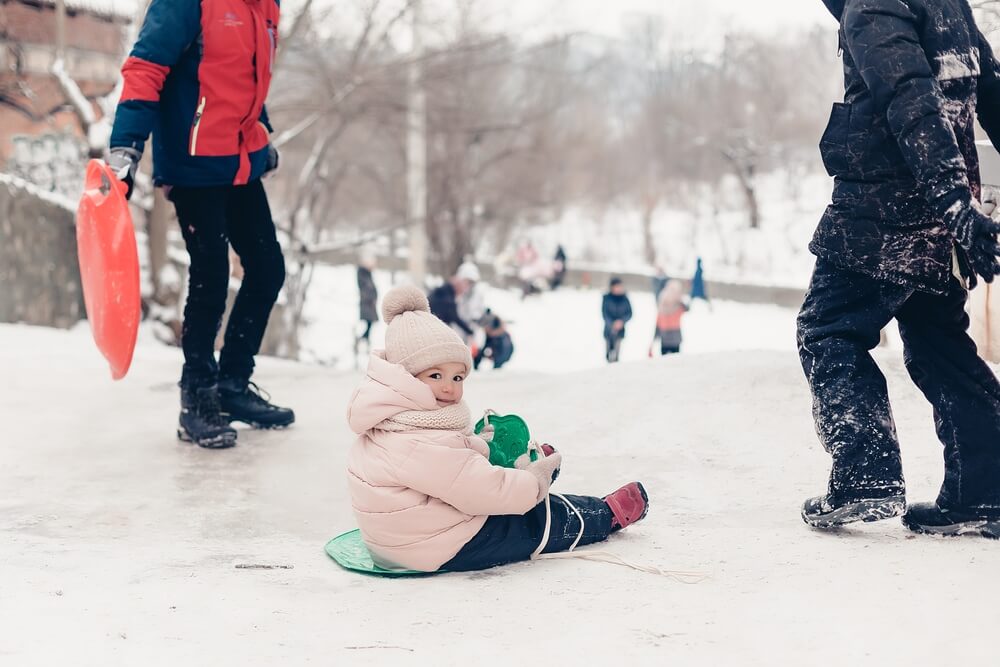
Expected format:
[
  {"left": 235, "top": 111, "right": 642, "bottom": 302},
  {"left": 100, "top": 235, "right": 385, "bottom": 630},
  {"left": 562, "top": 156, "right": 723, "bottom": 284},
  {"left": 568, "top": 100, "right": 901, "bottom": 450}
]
[{"left": 0, "top": 0, "right": 135, "bottom": 194}]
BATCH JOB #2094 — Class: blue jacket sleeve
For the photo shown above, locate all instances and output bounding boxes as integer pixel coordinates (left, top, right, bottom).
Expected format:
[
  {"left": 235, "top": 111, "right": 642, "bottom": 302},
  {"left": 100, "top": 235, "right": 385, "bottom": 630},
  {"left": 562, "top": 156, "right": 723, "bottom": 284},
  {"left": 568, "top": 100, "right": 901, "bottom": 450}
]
[{"left": 109, "top": 0, "right": 201, "bottom": 153}]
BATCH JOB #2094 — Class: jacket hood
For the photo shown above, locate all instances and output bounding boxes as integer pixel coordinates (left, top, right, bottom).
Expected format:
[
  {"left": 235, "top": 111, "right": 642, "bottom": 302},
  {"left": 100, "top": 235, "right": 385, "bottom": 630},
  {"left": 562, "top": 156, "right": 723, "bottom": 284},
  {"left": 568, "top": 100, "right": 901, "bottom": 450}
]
[
  {"left": 347, "top": 351, "right": 440, "bottom": 434},
  {"left": 821, "top": 0, "right": 844, "bottom": 19}
]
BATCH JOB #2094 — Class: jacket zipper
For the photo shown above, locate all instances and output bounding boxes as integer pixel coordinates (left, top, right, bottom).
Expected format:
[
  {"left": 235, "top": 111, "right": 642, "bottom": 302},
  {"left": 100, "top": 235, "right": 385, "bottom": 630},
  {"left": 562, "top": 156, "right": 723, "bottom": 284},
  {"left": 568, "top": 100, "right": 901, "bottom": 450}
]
[{"left": 190, "top": 96, "right": 207, "bottom": 155}]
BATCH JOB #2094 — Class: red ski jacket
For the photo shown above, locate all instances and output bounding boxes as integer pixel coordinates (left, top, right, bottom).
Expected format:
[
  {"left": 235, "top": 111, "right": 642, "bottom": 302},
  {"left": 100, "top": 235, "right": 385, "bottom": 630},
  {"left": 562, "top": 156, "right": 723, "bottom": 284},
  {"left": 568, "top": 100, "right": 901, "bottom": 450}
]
[{"left": 110, "top": 0, "right": 280, "bottom": 187}]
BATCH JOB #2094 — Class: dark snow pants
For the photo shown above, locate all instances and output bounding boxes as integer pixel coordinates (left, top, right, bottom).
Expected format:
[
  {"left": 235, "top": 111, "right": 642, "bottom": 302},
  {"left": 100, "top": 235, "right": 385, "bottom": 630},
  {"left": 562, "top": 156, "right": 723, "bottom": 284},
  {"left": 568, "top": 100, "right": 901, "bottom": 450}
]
[
  {"left": 605, "top": 332, "right": 624, "bottom": 363},
  {"left": 442, "top": 494, "right": 614, "bottom": 572},
  {"left": 797, "top": 260, "right": 1000, "bottom": 511},
  {"left": 170, "top": 181, "right": 285, "bottom": 389},
  {"left": 474, "top": 334, "right": 514, "bottom": 370}
]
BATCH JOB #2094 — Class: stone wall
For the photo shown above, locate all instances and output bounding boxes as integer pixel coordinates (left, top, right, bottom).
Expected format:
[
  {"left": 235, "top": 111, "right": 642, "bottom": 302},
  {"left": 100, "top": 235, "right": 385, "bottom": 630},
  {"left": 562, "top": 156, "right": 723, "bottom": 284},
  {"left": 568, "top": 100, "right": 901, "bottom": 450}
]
[{"left": 0, "top": 173, "right": 85, "bottom": 328}]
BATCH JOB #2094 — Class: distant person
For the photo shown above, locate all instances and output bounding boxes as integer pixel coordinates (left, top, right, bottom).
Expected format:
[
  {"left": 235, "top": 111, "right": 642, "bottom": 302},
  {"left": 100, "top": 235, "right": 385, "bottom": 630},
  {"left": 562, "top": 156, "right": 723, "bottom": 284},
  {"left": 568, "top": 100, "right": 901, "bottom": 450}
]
[
  {"left": 356, "top": 253, "right": 378, "bottom": 355},
  {"left": 474, "top": 311, "right": 514, "bottom": 370},
  {"left": 550, "top": 245, "right": 568, "bottom": 290},
  {"left": 429, "top": 275, "right": 475, "bottom": 341},
  {"left": 515, "top": 240, "right": 545, "bottom": 297},
  {"left": 650, "top": 280, "right": 688, "bottom": 356},
  {"left": 690, "top": 257, "right": 709, "bottom": 303},
  {"left": 602, "top": 277, "right": 632, "bottom": 363},
  {"left": 456, "top": 261, "right": 487, "bottom": 345},
  {"left": 799, "top": 0, "right": 1000, "bottom": 537},
  {"left": 652, "top": 266, "right": 669, "bottom": 302}
]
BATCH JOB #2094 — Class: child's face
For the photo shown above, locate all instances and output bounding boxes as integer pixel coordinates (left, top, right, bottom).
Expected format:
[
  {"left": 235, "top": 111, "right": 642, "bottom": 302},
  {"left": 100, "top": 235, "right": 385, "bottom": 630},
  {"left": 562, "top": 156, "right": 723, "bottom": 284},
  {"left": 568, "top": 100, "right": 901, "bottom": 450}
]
[
  {"left": 416, "top": 362, "right": 467, "bottom": 407},
  {"left": 611, "top": 283, "right": 625, "bottom": 295}
]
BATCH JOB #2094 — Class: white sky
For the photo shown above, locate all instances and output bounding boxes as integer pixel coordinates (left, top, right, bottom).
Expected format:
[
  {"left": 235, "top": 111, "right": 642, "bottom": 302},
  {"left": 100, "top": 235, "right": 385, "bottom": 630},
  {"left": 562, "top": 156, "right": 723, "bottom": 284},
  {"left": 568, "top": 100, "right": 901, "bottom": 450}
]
[{"left": 499, "top": 0, "right": 836, "bottom": 42}]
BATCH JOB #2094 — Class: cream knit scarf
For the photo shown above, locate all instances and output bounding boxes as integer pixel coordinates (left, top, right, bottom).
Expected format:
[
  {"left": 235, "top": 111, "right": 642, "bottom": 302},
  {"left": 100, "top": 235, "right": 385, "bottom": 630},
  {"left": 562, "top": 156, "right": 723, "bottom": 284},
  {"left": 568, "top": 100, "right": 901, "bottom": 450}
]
[{"left": 376, "top": 401, "right": 473, "bottom": 434}]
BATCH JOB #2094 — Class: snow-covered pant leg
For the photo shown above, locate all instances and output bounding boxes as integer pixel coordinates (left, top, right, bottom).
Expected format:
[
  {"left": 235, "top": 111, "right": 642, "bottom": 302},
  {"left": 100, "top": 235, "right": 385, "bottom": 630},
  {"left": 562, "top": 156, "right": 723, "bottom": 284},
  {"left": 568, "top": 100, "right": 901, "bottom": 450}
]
[
  {"left": 172, "top": 185, "right": 232, "bottom": 389},
  {"left": 217, "top": 181, "right": 285, "bottom": 385},
  {"left": 441, "top": 494, "right": 614, "bottom": 572},
  {"left": 895, "top": 281, "right": 1000, "bottom": 511},
  {"left": 797, "top": 260, "right": 911, "bottom": 503}
]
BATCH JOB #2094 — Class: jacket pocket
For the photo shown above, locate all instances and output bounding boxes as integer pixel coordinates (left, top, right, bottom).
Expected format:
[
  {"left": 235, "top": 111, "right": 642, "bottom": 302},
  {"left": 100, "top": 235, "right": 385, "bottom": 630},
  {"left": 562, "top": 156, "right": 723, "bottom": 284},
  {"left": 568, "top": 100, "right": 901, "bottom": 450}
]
[
  {"left": 819, "top": 103, "right": 851, "bottom": 177},
  {"left": 189, "top": 96, "right": 207, "bottom": 156}
]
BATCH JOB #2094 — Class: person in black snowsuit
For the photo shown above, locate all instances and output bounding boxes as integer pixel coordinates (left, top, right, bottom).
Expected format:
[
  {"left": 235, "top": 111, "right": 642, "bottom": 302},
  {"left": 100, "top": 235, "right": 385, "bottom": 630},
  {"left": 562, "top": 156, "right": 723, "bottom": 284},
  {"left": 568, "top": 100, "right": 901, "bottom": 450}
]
[
  {"left": 356, "top": 258, "right": 378, "bottom": 348},
  {"left": 428, "top": 278, "right": 475, "bottom": 339},
  {"left": 473, "top": 312, "right": 514, "bottom": 370},
  {"left": 550, "top": 245, "right": 568, "bottom": 290},
  {"left": 602, "top": 277, "right": 632, "bottom": 363},
  {"left": 800, "top": 0, "right": 1000, "bottom": 537}
]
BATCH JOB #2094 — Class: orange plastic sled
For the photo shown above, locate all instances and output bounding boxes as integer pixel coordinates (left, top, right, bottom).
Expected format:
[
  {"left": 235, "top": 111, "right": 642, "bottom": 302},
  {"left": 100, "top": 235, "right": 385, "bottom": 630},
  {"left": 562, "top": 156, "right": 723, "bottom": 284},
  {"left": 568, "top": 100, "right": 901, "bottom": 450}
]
[{"left": 76, "top": 159, "right": 141, "bottom": 380}]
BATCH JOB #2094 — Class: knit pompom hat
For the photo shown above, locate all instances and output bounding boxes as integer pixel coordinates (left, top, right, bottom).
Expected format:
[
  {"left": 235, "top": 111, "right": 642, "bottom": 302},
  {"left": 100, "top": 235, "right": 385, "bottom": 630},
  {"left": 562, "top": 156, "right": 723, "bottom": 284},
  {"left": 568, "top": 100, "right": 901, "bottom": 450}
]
[{"left": 382, "top": 284, "right": 473, "bottom": 376}]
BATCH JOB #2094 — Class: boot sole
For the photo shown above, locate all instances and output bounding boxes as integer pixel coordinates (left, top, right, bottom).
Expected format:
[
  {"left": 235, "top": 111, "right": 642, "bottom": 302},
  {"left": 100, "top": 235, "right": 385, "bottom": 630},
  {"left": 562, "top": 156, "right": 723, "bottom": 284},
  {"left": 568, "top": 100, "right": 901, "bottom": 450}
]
[
  {"left": 221, "top": 414, "right": 295, "bottom": 430},
  {"left": 902, "top": 517, "right": 1000, "bottom": 540},
  {"left": 177, "top": 427, "right": 237, "bottom": 449},
  {"left": 803, "top": 497, "right": 906, "bottom": 529}
]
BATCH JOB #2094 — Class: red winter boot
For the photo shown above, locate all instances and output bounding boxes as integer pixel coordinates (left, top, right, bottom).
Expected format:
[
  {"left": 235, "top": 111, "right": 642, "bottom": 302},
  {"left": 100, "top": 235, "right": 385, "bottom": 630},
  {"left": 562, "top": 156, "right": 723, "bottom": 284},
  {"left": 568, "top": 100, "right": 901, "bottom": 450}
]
[{"left": 604, "top": 482, "right": 649, "bottom": 531}]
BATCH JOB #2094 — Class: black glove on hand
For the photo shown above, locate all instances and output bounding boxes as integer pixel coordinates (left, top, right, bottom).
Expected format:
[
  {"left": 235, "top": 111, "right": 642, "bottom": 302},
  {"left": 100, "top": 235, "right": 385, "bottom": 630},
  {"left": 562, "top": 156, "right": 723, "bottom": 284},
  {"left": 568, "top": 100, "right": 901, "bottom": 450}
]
[
  {"left": 941, "top": 195, "right": 1000, "bottom": 284},
  {"left": 264, "top": 144, "right": 280, "bottom": 177},
  {"left": 106, "top": 147, "right": 141, "bottom": 200}
]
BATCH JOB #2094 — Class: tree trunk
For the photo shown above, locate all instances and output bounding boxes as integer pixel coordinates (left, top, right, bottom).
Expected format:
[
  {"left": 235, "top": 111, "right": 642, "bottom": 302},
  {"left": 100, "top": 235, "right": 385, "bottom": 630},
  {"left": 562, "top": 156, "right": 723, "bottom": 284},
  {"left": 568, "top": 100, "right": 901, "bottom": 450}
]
[{"left": 641, "top": 196, "right": 658, "bottom": 266}]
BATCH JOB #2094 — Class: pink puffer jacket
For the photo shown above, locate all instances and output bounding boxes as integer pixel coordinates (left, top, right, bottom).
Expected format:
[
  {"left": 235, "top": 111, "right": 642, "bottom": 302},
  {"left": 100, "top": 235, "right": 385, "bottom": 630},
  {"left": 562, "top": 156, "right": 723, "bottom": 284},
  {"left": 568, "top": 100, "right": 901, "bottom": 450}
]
[{"left": 346, "top": 353, "right": 542, "bottom": 572}]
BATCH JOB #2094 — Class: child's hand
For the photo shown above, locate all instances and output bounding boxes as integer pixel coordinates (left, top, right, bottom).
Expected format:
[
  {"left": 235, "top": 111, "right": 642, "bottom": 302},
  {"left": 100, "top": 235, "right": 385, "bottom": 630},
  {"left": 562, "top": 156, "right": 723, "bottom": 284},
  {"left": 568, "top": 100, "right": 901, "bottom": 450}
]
[
  {"left": 516, "top": 451, "right": 562, "bottom": 502},
  {"left": 478, "top": 423, "right": 495, "bottom": 442}
]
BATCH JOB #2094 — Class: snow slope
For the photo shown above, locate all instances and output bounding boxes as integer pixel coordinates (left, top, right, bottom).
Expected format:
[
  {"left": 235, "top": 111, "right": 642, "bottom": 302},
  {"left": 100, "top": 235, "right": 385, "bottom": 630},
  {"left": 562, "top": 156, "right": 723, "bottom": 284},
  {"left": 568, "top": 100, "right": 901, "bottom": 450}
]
[{"left": 2, "top": 324, "right": 999, "bottom": 665}]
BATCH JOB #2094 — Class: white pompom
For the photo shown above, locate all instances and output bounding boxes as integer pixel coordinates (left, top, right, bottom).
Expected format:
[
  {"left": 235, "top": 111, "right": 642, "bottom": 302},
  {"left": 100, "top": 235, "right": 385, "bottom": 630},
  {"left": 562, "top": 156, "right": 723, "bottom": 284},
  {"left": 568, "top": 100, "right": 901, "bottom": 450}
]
[{"left": 382, "top": 284, "right": 430, "bottom": 323}]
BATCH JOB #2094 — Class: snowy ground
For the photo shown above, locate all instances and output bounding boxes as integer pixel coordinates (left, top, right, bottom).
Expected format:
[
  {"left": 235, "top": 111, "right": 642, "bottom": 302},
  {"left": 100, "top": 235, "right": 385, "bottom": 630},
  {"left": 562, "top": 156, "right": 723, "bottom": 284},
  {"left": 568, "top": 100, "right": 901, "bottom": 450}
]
[
  {"left": 3, "top": 323, "right": 1000, "bottom": 665},
  {"left": 299, "top": 265, "right": 801, "bottom": 373}
]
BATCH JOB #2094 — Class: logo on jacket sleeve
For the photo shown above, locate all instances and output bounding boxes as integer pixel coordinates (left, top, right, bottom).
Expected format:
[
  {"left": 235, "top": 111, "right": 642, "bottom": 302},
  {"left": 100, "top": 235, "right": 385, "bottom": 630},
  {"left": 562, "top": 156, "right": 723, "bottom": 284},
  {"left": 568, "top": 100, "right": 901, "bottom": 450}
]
[{"left": 222, "top": 12, "right": 243, "bottom": 27}]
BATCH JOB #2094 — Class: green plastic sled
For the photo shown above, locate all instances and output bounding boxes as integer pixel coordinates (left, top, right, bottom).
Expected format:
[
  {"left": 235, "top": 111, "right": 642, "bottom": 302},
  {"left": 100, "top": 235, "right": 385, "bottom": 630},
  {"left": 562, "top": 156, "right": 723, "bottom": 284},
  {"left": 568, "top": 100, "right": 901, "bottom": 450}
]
[
  {"left": 326, "top": 412, "right": 534, "bottom": 576},
  {"left": 324, "top": 529, "right": 431, "bottom": 576}
]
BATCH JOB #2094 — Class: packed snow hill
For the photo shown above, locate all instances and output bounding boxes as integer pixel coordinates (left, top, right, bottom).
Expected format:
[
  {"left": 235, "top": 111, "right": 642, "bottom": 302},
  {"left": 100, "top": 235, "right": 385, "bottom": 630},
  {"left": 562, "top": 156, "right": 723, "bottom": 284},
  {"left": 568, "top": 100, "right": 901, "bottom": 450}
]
[{"left": 2, "top": 323, "right": 999, "bottom": 665}]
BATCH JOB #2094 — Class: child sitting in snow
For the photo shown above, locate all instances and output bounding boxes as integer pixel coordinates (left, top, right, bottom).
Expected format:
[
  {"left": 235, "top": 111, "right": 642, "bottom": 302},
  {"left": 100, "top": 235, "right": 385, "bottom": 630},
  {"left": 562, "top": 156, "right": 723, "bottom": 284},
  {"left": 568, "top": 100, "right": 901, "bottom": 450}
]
[
  {"left": 346, "top": 285, "right": 648, "bottom": 573},
  {"left": 651, "top": 279, "right": 689, "bottom": 356}
]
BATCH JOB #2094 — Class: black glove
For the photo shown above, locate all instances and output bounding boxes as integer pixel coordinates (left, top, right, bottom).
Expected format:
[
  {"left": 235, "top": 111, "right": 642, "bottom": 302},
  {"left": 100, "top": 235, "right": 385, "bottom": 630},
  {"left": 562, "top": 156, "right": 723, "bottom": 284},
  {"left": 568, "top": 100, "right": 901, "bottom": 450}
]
[
  {"left": 264, "top": 144, "right": 280, "bottom": 177},
  {"left": 940, "top": 194, "right": 1000, "bottom": 284},
  {"left": 106, "top": 147, "right": 141, "bottom": 200}
]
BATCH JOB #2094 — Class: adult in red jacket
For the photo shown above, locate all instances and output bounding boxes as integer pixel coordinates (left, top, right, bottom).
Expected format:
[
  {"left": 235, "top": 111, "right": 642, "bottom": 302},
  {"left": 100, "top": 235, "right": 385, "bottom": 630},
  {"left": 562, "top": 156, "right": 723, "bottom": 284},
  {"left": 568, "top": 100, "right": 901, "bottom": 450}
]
[{"left": 108, "top": 0, "right": 294, "bottom": 449}]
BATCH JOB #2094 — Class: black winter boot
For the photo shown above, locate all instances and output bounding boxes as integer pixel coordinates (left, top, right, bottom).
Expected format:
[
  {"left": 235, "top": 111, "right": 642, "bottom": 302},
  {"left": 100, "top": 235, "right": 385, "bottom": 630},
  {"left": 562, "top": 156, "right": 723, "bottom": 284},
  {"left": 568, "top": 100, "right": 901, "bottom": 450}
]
[
  {"left": 218, "top": 379, "right": 295, "bottom": 429},
  {"left": 902, "top": 502, "right": 1000, "bottom": 539},
  {"left": 801, "top": 492, "right": 906, "bottom": 529},
  {"left": 178, "top": 386, "right": 238, "bottom": 449}
]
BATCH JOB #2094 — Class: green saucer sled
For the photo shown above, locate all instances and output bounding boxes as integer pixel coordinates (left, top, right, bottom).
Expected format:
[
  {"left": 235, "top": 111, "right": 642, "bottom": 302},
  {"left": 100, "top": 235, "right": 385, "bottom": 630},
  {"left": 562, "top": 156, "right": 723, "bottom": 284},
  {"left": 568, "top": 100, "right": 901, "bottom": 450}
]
[
  {"left": 324, "top": 530, "right": 428, "bottom": 576},
  {"left": 325, "top": 412, "right": 534, "bottom": 576}
]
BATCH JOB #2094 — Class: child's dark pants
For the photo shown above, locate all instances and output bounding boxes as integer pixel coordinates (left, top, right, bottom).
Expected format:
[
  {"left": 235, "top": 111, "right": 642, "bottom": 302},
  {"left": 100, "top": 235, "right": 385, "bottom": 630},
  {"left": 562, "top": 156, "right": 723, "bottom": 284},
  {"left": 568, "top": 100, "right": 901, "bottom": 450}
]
[{"left": 442, "top": 494, "right": 614, "bottom": 572}]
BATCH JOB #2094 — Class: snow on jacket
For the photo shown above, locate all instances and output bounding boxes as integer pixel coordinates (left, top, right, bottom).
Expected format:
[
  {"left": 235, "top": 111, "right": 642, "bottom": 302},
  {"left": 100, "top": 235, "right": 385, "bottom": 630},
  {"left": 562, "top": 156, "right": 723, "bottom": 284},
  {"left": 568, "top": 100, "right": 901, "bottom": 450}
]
[
  {"left": 346, "top": 352, "right": 542, "bottom": 572},
  {"left": 110, "top": 0, "right": 279, "bottom": 187},
  {"left": 814, "top": 0, "right": 1000, "bottom": 293}
]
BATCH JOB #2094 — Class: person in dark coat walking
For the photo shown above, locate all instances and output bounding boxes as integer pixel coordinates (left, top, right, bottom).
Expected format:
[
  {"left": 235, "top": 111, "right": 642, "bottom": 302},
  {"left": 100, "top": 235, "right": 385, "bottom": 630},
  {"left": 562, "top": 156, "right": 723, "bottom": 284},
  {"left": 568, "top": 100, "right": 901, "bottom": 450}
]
[
  {"left": 602, "top": 277, "right": 632, "bottom": 363},
  {"left": 356, "top": 254, "right": 378, "bottom": 354},
  {"left": 800, "top": 0, "right": 1000, "bottom": 538}
]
